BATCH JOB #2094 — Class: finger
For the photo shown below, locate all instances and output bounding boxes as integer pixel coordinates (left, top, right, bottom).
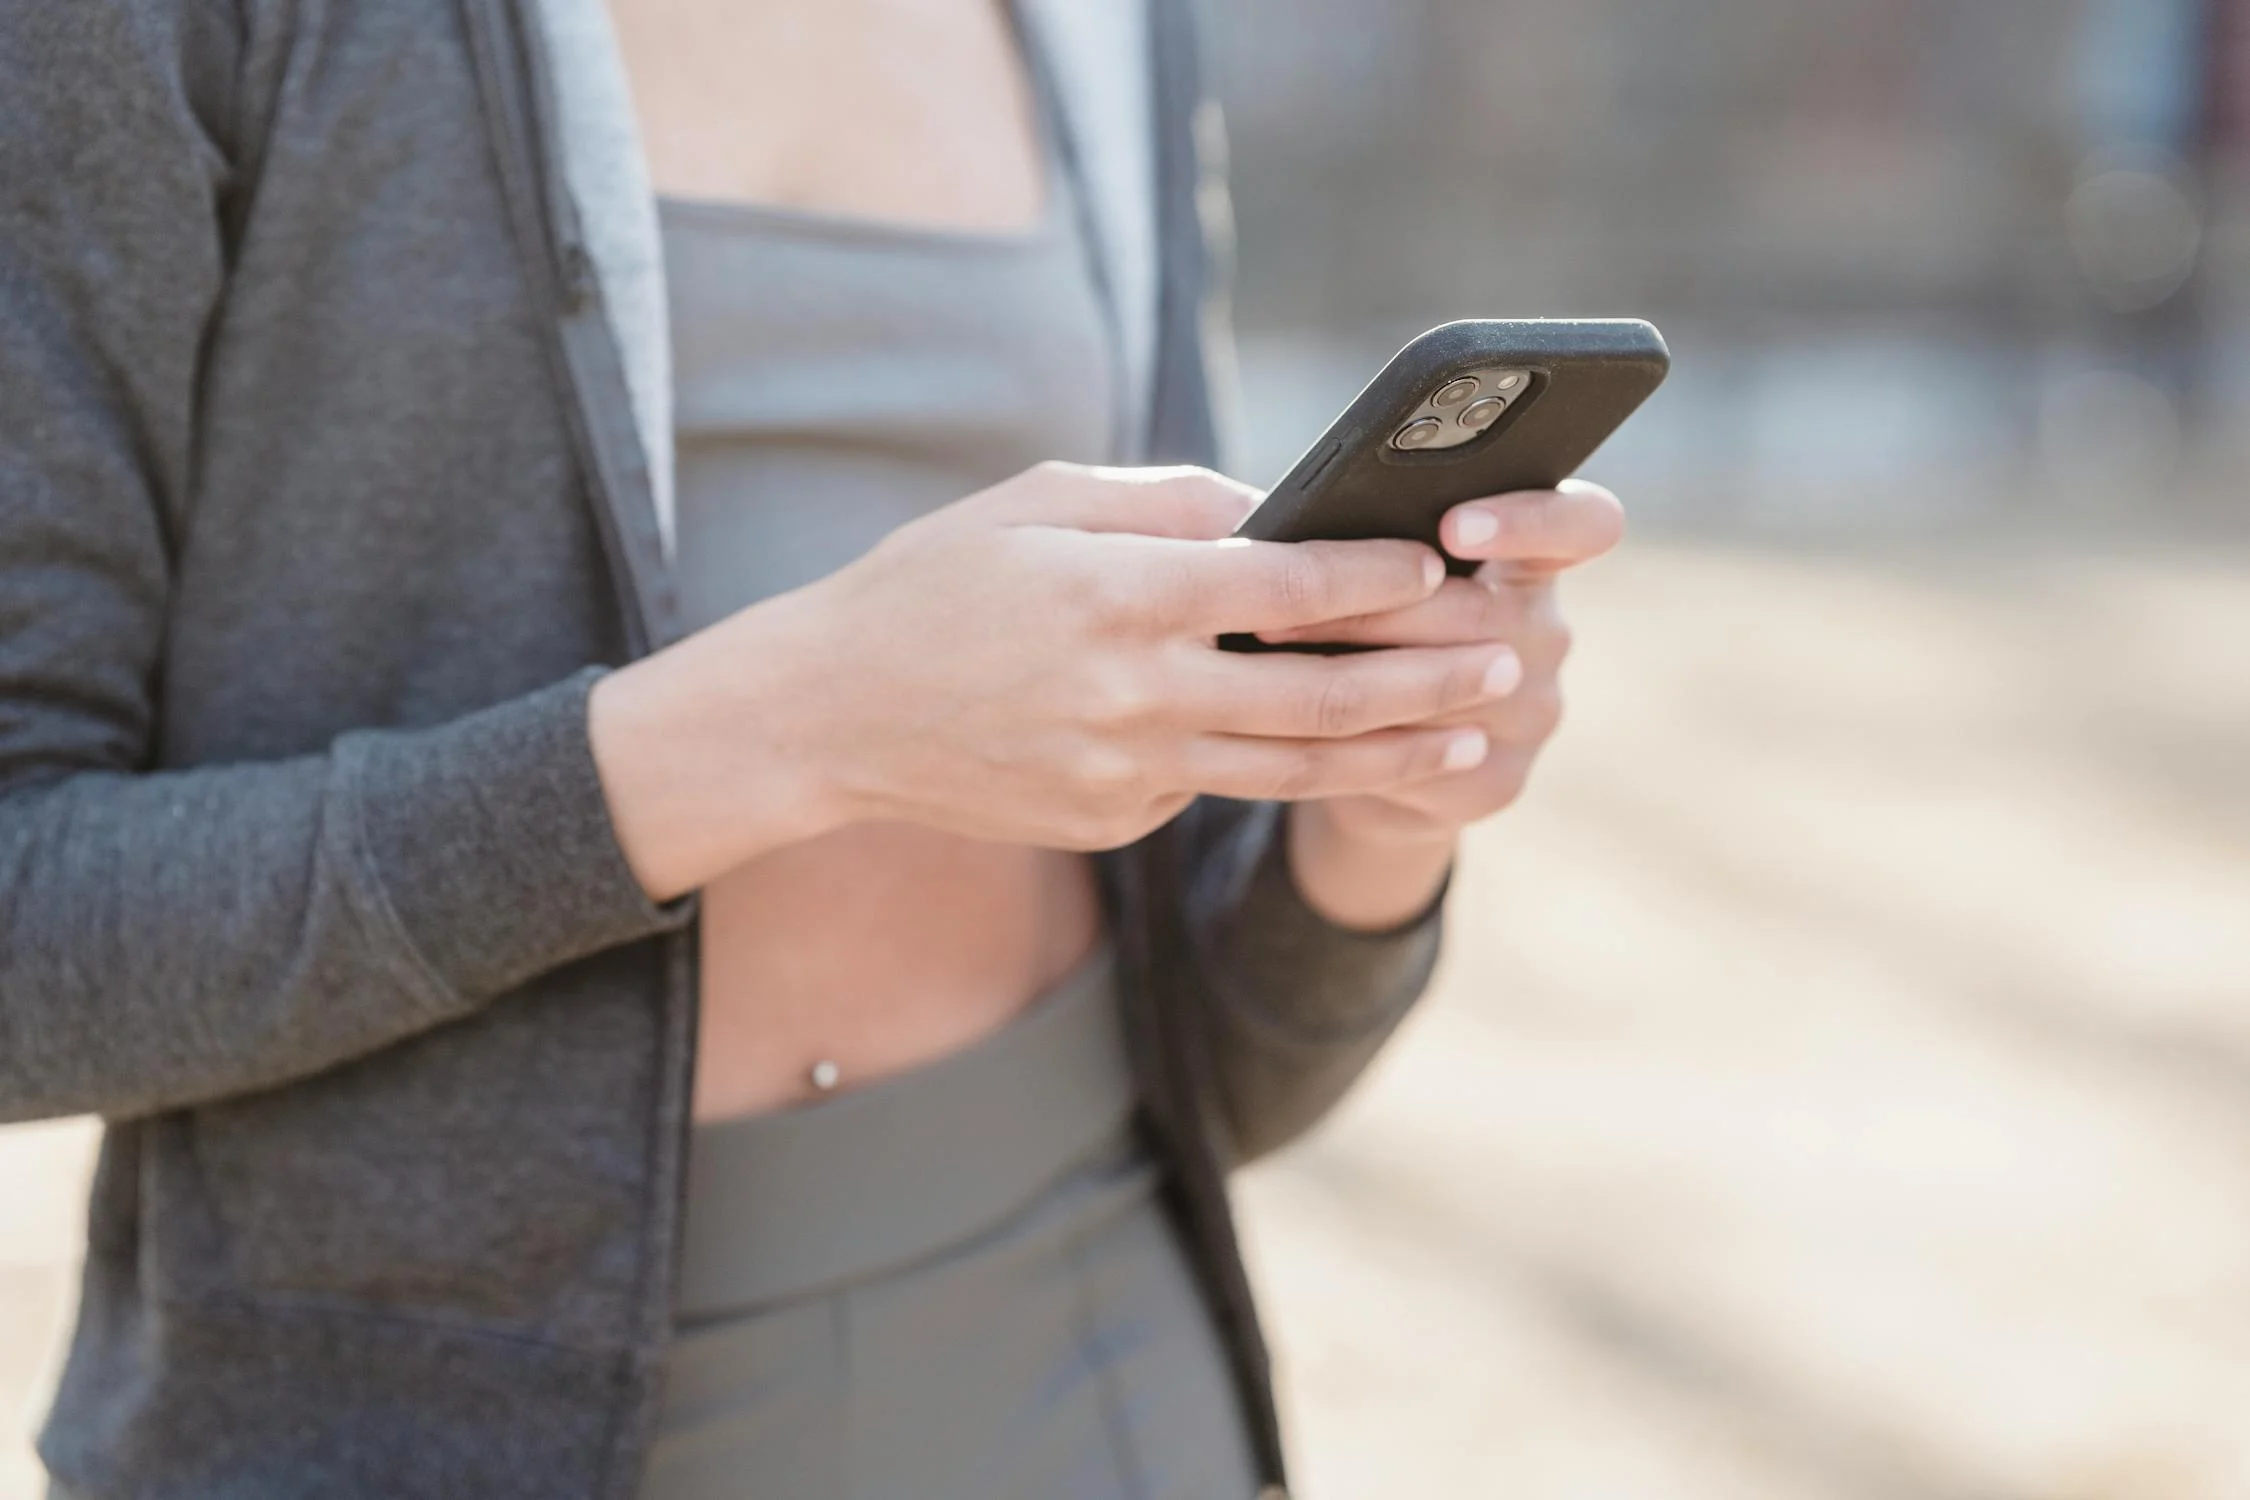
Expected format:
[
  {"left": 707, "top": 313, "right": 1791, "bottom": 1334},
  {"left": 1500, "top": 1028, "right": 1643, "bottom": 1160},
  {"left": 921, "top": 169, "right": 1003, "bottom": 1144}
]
[
  {"left": 1162, "top": 535, "right": 1446, "bottom": 637},
  {"left": 1486, "top": 679, "right": 1566, "bottom": 747},
  {"left": 1257, "top": 574, "right": 1525, "bottom": 648},
  {"left": 1361, "top": 741, "right": 1545, "bottom": 820},
  {"left": 1295, "top": 793, "right": 1456, "bottom": 845},
  {"left": 1259, "top": 571, "right": 1574, "bottom": 661},
  {"left": 1347, "top": 676, "right": 1565, "bottom": 747},
  {"left": 1441, "top": 478, "right": 1625, "bottom": 571},
  {"left": 1188, "top": 641, "right": 1522, "bottom": 739},
  {"left": 987, "top": 462, "right": 1264, "bottom": 540},
  {"left": 1475, "top": 572, "right": 1572, "bottom": 674},
  {"left": 1184, "top": 724, "right": 1492, "bottom": 803}
]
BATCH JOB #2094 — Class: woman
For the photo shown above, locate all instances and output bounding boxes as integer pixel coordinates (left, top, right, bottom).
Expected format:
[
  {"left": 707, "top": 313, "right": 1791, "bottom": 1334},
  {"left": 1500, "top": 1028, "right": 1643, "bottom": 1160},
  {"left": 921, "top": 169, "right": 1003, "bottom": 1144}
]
[{"left": 0, "top": 2, "right": 1621, "bottom": 1497}]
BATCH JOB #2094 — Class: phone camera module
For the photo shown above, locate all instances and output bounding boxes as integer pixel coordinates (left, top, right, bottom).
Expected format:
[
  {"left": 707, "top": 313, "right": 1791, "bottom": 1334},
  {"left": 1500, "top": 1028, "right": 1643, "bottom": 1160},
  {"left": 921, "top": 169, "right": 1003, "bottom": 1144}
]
[
  {"left": 1458, "top": 397, "right": 1510, "bottom": 432},
  {"left": 1431, "top": 377, "right": 1481, "bottom": 410},
  {"left": 1392, "top": 417, "right": 1446, "bottom": 450}
]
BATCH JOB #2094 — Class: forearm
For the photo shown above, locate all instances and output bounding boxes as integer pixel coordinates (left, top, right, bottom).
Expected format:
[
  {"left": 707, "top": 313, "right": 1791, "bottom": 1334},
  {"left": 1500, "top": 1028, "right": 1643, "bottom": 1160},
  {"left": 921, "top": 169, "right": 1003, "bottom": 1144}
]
[{"left": 1286, "top": 800, "right": 1455, "bottom": 932}]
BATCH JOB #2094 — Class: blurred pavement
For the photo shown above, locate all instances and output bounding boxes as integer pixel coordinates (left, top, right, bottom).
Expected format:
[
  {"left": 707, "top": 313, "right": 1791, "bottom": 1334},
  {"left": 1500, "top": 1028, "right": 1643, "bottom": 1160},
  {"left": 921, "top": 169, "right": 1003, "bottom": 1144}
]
[{"left": 7, "top": 538, "right": 2249, "bottom": 1499}]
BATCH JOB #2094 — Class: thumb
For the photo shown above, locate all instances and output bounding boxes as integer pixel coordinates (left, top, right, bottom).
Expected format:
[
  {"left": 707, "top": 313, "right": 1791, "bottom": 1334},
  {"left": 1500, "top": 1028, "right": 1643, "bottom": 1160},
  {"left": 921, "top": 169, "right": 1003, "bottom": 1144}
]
[{"left": 984, "top": 462, "right": 1264, "bottom": 541}]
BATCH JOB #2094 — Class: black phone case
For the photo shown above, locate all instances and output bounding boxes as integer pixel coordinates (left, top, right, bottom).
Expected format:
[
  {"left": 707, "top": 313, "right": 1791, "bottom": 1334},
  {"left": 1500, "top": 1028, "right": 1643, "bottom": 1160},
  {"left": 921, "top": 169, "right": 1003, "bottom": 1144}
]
[
  {"left": 1235, "top": 318, "right": 1670, "bottom": 562},
  {"left": 1221, "top": 319, "right": 1667, "bottom": 653}
]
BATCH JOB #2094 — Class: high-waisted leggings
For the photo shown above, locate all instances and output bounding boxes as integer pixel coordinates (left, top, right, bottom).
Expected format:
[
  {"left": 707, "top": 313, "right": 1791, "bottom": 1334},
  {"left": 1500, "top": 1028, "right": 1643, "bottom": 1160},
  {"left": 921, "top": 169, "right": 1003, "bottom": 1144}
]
[{"left": 639, "top": 950, "right": 1260, "bottom": 1500}]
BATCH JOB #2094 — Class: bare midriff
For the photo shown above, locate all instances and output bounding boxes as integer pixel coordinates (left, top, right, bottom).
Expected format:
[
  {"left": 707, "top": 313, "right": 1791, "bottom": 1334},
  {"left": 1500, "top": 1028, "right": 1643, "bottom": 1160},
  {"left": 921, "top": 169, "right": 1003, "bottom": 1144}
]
[
  {"left": 691, "top": 831, "right": 1103, "bottom": 1119},
  {"left": 608, "top": 0, "right": 1105, "bottom": 1121}
]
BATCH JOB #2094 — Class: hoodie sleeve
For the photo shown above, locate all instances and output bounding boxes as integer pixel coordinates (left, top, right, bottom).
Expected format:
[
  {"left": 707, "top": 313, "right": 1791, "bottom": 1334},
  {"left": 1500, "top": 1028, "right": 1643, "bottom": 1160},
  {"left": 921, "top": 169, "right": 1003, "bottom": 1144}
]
[
  {"left": 1172, "top": 797, "right": 1447, "bottom": 1165},
  {"left": 0, "top": 3, "right": 688, "bottom": 1123}
]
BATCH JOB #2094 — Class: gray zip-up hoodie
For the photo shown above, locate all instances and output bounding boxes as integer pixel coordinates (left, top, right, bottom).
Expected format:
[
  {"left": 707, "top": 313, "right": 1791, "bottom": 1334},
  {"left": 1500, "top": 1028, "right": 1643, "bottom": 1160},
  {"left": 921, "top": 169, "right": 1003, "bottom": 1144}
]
[{"left": 0, "top": 4, "right": 1444, "bottom": 1497}]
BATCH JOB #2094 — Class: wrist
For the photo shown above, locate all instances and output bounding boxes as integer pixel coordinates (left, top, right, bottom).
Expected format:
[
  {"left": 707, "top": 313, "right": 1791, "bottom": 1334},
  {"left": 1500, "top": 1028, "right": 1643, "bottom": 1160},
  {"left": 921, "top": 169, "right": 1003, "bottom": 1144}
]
[
  {"left": 588, "top": 601, "right": 853, "bottom": 901},
  {"left": 1286, "top": 800, "right": 1455, "bottom": 933}
]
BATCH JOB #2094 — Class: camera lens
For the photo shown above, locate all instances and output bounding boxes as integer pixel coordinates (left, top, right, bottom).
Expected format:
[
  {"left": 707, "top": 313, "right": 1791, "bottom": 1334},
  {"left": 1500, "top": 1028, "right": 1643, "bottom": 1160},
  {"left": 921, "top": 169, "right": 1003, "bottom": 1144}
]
[
  {"left": 1432, "top": 377, "right": 1481, "bottom": 409},
  {"left": 1392, "top": 417, "right": 1445, "bottom": 450},
  {"left": 1459, "top": 397, "right": 1509, "bottom": 432}
]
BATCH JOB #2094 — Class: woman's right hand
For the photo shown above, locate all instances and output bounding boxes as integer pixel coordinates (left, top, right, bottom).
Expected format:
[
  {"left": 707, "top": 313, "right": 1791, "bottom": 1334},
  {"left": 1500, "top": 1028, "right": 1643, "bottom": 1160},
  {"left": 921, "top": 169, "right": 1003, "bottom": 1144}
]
[{"left": 590, "top": 462, "right": 1523, "bottom": 900}]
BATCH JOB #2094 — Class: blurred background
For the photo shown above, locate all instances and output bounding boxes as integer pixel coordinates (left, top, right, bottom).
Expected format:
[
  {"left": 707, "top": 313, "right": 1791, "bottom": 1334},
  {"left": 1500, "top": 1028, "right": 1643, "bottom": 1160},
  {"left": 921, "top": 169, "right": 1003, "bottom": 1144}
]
[
  {"left": 1218, "top": 0, "right": 2250, "bottom": 532},
  {"left": 1208, "top": 1, "right": 2250, "bottom": 1497},
  {"left": 6, "top": 1, "right": 2249, "bottom": 1496}
]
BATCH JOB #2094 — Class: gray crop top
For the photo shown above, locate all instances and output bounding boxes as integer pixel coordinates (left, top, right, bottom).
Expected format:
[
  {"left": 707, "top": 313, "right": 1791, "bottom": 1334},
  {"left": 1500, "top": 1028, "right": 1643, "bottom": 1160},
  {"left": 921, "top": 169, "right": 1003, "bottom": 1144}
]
[
  {"left": 662, "top": 120, "right": 1115, "bottom": 629},
  {"left": 653, "top": 9, "right": 1141, "bottom": 628},
  {"left": 529, "top": 0, "right": 1158, "bottom": 563}
]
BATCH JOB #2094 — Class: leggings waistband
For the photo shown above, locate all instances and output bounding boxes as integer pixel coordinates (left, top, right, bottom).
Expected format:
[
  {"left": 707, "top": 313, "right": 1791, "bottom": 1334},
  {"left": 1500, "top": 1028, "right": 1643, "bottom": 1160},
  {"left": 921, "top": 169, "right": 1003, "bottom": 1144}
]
[{"left": 674, "top": 947, "right": 1135, "bottom": 1322}]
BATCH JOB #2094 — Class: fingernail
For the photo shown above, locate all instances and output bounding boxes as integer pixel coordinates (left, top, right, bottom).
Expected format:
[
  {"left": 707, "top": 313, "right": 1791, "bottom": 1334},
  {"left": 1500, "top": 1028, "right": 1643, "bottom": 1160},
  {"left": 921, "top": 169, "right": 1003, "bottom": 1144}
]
[
  {"left": 1454, "top": 507, "right": 1500, "bottom": 547},
  {"left": 1443, "top": 729, "right": 1491, "bottom": 772},
  {"left": 1482, "top": 649, "right": 1523, "bottom": 697},
  {"left": 1422, "top": 551, "right": 1445, "bottom": 591}
]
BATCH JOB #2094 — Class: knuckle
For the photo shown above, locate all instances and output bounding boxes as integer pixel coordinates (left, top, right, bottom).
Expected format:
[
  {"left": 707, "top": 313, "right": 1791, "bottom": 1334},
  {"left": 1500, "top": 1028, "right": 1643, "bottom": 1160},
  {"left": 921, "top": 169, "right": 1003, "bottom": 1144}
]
[
  {"left": 1476, "top": 581, "right": 1527, "bottom": 635},
  {"left": 1274, "top": 547, "right": 1332, "bottom": 620},
  {"left": 1413, "top": 736, "right": 1457, "bottom": 781},
  {"left": 1266, "top": 749, "right": 1328, "bottom": 802},
  {"left": 1146, "top": 469, "right": 1205, "bottom": 503},
  {"left": 1448, "top": 579, "right": 1501, "bottom": 636},
  {"left": 1071, "top": 743, "right": 1145, "bottom": 804},
  {"left": 1012, "top": 459, "right": 1087, "bottom": 509},
  {"left": 1483, "top": 752, "right": 1535, "bottom": 810},
  {"left": 1153, "top": 468, "right": 1254, "bottom": 534},
  {"left": 1156, "top": 466, "right": 1224, "bottom": 499},
  {"left": 1147, "top": 464, "right": 1211, "bottom": 488},
  {"left": 1079, "top": 568, "right": 1145, "bottom": 632},
  {"left": 1517, "top": 684, "right": 1566, "bottom": 742},
  {"left": 1312, "top": 672, "right": 1369, "bottom": 737},
  {"left": 1443, "top": 655, "right": 1487, "bottom": 711},
  {"left": 1082, "top": 661, "right": 1157, "bottom": 726},
  {"left": 1403, "top": 735, "right": 1445, "bottom": 779},
  {"left": 1153, "top": 552, "right": 1213, "bottom": 631}
]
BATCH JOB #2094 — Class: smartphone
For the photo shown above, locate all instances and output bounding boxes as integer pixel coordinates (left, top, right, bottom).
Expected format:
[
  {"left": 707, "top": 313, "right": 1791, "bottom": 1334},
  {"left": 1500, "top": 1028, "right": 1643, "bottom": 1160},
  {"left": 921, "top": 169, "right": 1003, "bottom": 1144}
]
[{"left": 1226, "top": 319, "right": 1669, "bottom": 644}]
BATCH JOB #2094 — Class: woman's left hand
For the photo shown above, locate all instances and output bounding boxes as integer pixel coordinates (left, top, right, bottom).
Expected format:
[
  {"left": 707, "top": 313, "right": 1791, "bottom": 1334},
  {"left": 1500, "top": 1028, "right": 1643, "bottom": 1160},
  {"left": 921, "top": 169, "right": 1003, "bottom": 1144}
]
[{"left": 1263, "top": 479, "right": 1625, "bottom": 924}]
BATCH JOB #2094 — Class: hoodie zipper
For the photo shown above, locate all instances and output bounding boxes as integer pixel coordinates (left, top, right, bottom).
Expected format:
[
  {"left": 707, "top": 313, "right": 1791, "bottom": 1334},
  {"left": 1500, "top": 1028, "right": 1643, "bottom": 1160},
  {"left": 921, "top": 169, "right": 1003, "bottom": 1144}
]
[{"left": 453, "top": 8, "right": 700, "bottom": 1500}]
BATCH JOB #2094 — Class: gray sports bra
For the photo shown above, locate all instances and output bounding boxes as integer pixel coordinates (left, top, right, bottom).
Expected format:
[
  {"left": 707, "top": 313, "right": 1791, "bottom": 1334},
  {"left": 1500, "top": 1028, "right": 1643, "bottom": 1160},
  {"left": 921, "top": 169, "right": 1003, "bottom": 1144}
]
[{"left": 658, "top": 32, "right": 1121, "bottom": 631}]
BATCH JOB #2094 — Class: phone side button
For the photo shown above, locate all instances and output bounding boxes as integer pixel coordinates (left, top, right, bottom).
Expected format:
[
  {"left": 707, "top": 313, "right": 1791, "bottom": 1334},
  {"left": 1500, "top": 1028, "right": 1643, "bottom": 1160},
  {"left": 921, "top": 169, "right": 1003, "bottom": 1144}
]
[{"left": 1295, "top": 441, "right": 1344, "bottom": 490}]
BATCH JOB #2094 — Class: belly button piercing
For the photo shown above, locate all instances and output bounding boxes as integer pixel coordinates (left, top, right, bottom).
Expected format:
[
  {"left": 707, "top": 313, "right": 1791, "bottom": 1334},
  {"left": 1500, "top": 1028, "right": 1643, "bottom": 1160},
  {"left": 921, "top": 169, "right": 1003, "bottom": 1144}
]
[{"left": 808, "top": 1060, "right": 841, "bottom": 1093}]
